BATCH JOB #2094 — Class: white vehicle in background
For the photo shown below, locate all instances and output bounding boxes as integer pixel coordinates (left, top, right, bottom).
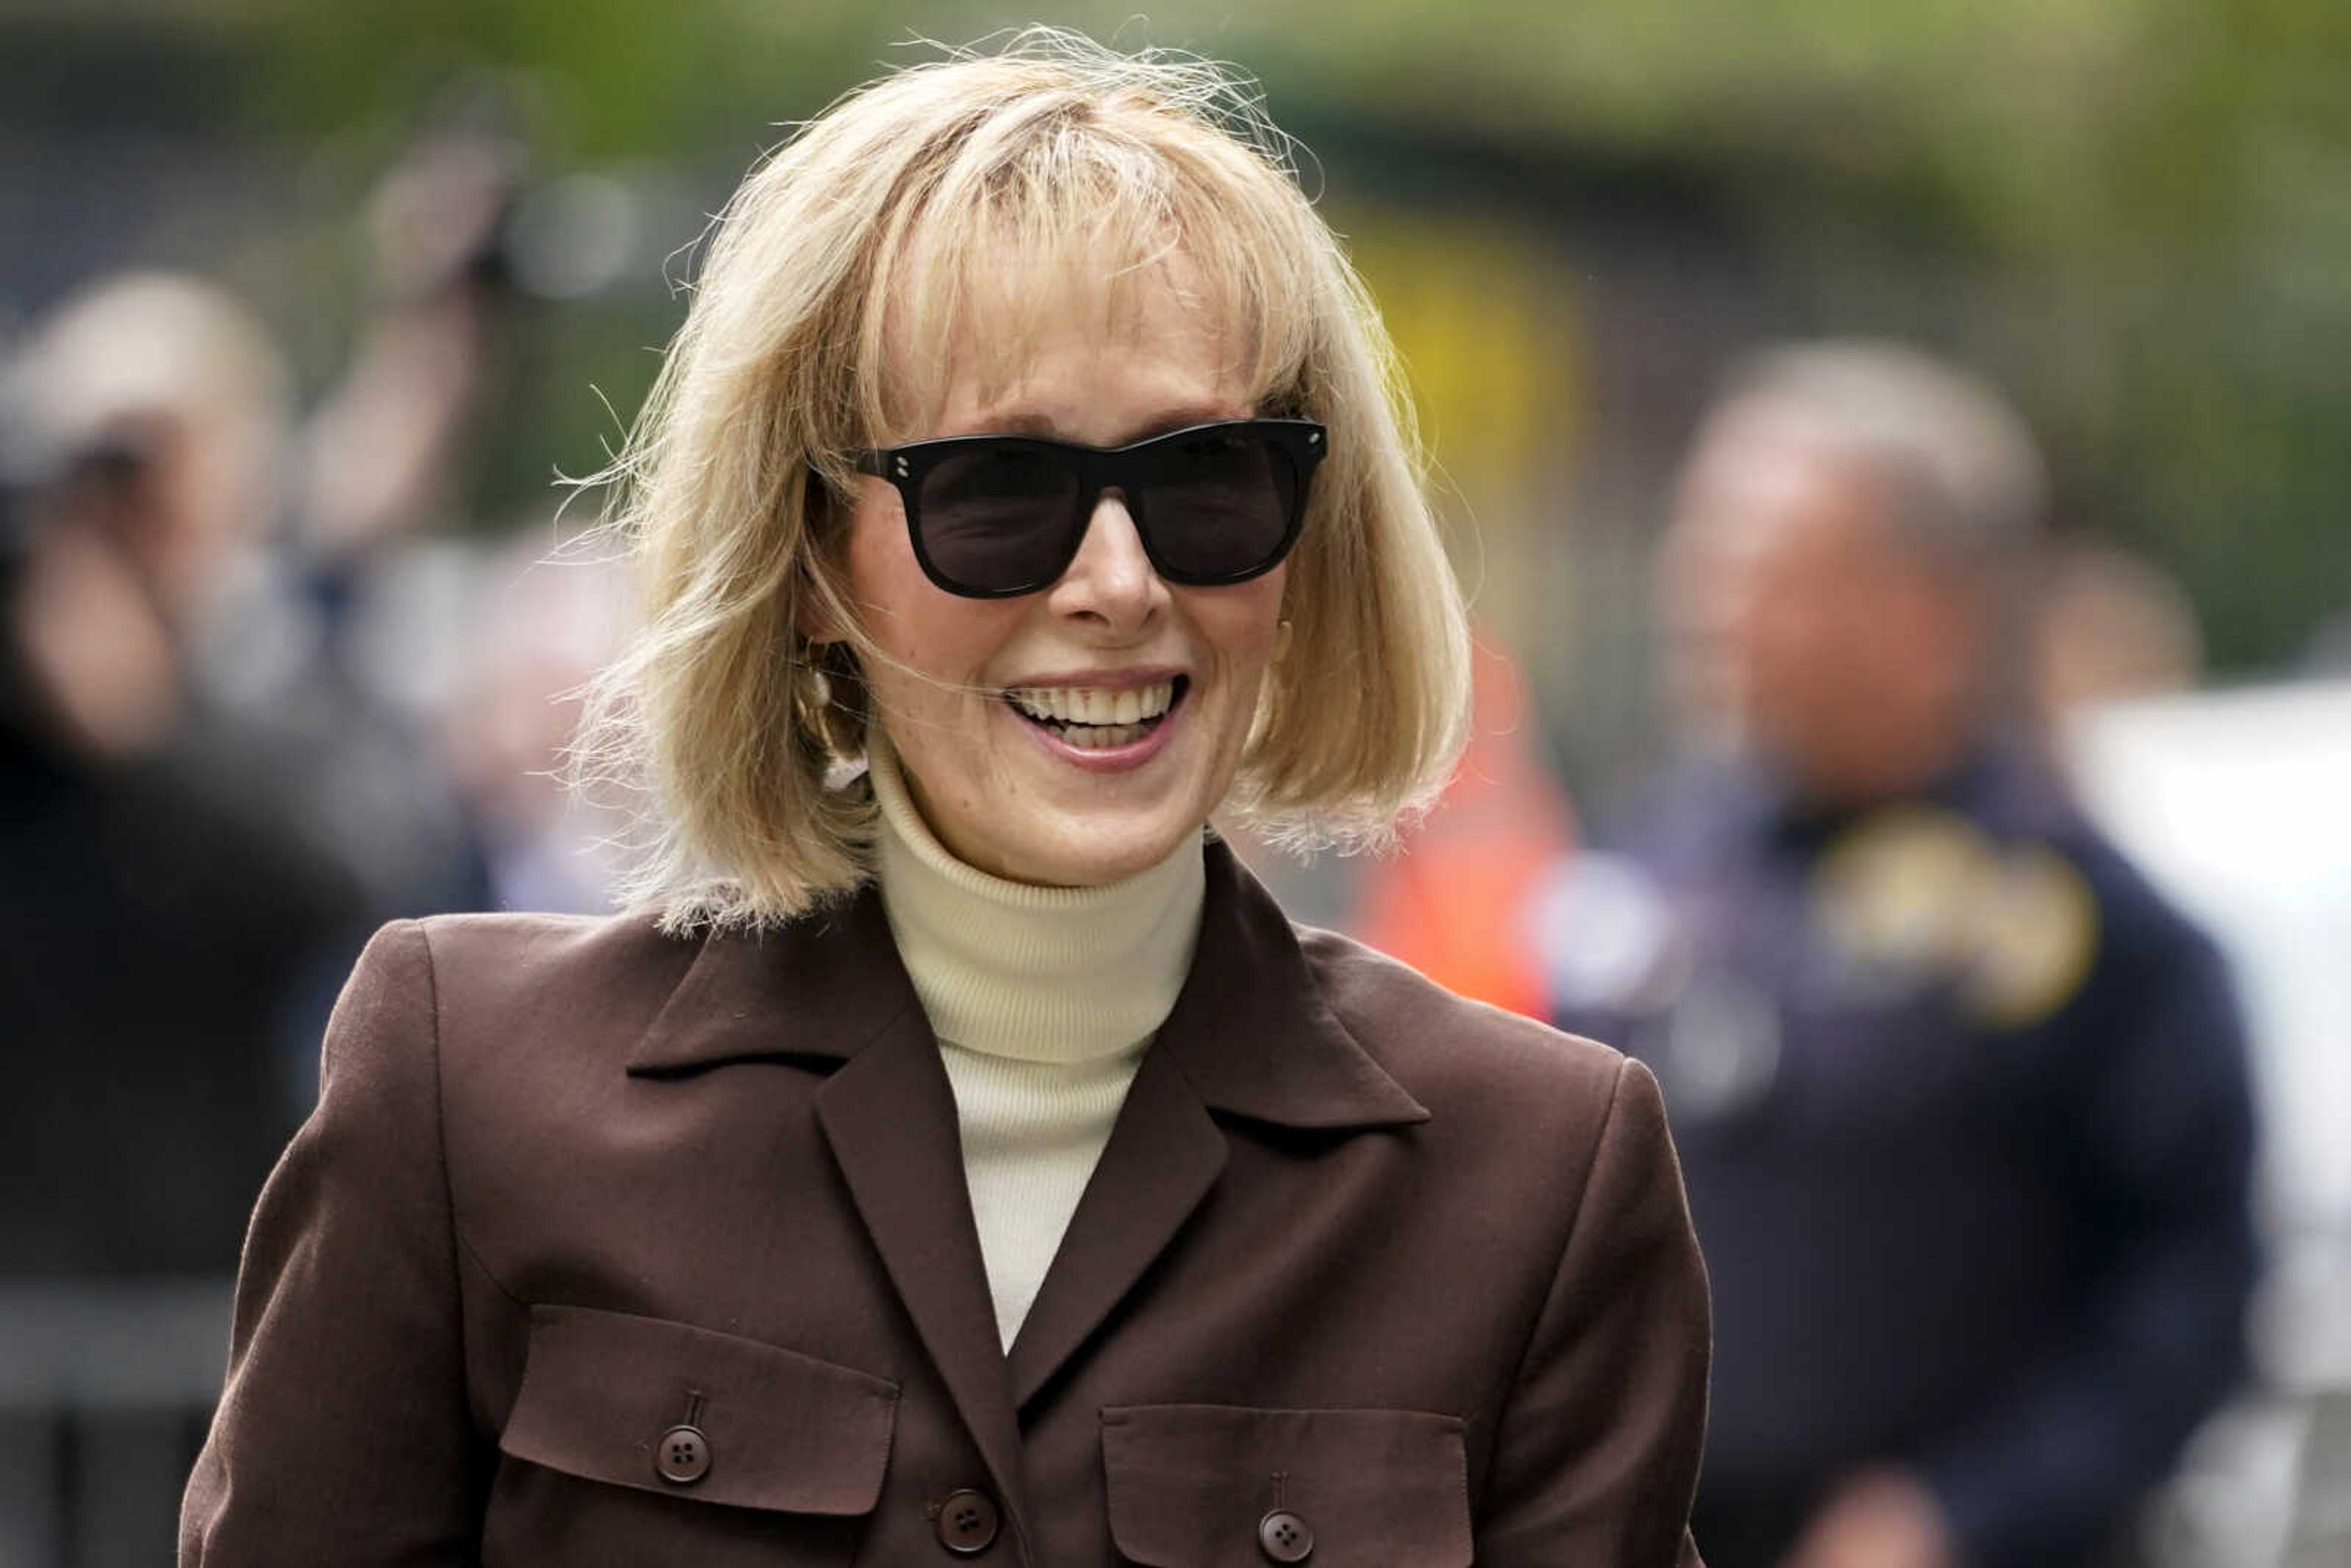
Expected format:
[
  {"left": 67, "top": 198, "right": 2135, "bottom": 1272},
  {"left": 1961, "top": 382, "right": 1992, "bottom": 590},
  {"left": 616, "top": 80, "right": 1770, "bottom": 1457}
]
[{"left": 2066, "top": 677, "right": 2351, "bottom": 1568}]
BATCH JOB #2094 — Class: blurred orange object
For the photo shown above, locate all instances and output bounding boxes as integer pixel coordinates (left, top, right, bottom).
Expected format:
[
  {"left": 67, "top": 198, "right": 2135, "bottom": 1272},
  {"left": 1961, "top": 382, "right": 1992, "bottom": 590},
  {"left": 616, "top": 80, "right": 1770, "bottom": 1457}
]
[{"left": 1355, "top": 635, "right": 1577, "bottom": 1018}]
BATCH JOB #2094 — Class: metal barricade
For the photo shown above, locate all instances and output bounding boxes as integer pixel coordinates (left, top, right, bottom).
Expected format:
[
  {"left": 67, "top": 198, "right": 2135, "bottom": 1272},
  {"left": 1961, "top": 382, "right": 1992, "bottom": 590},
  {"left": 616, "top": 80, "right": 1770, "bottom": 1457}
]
[{"left": 0, "top": 1280, "right": 233, "bottom": 1568}]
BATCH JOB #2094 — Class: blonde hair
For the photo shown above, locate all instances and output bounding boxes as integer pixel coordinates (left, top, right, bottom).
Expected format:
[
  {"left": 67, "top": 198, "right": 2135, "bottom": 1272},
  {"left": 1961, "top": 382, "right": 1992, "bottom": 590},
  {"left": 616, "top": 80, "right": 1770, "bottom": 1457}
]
[{"left": 576, "top": 29, "right": 1470, "bottom": 930}]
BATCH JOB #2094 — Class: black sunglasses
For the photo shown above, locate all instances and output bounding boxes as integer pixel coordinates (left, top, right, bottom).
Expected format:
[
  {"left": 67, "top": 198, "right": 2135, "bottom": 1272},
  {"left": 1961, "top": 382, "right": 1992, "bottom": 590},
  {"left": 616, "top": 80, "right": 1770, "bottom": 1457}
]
[{"left": 852, "top": 418, "right": 1326, "bottom": 599}]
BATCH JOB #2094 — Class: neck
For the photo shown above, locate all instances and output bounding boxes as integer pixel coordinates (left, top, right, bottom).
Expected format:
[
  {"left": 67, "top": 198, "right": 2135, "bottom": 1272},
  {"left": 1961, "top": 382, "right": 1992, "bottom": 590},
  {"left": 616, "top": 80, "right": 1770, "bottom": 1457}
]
[{"left": 866, "top": 732, "right": 1205, "bottom": 1062}]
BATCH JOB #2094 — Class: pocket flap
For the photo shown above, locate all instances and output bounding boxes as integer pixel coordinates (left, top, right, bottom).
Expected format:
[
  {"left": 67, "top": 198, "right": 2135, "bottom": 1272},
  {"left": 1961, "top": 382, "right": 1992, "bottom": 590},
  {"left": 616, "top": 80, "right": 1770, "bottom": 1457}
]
[
  {"left": 500, "top": 1305, "right": 898, "bottom": 1515},
  {"left": 1102, "top": 1403, "right": 1472, "bottom": 1567}
]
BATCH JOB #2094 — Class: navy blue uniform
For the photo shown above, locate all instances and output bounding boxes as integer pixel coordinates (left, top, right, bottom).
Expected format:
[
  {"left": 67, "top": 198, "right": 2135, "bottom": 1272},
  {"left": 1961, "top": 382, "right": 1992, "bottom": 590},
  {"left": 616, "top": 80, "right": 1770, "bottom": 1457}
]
[{"left": 1545, "top": 750, "right": 2257, "bottom": 1568}]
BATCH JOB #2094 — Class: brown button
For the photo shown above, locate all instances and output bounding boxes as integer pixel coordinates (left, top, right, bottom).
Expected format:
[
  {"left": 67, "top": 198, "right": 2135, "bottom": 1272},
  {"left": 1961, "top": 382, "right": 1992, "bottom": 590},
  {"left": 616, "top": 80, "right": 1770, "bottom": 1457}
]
[
  {"left": 654, "top": 1424, "right": 710, "bottom": 1485},
  {"left": 935, "top": 1487, "right": 1000, "bottom": 1555},
  {"left": 1258, "top": 1508, "right": 1313, "bottom": 1563}
]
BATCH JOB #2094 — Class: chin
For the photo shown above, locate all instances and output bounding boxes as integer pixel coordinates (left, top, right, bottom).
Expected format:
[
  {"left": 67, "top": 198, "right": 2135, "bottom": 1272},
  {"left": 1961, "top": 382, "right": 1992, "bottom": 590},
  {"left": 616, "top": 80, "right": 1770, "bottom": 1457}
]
[{"left": 1021, "top": 810, "right": 1197, "bottom": 888}]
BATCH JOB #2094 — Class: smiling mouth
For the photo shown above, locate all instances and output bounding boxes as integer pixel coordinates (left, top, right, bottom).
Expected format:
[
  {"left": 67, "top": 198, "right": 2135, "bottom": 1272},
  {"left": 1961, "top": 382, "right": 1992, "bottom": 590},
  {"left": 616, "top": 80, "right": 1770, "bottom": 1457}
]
[{"left": 1004, "top": 677, "right": 1187, "bottom": 750}]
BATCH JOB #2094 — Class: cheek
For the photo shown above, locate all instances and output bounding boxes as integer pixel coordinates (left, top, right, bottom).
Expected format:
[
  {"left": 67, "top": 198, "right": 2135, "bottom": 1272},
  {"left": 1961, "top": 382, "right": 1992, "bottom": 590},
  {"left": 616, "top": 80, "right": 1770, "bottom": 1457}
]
[
  {"left": 842, "top": 490, "right": 920, "bottom": 629},
  {"left": 859, "top": 612, "right": 1024, "bottom": 737},
  {"left": 844, "top": 493, "right": 1019, "bottom": 691},
  {"left": 1197, "top": 569, "right": 1288, "bottom": 670}
]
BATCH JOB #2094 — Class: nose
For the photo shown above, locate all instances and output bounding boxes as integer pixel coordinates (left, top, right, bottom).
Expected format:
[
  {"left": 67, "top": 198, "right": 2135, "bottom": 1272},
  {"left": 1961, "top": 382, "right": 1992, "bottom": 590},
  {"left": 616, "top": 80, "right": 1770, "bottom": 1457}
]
[{"left": 1048, "top": 489, "right": 1168, "bottom": 634}]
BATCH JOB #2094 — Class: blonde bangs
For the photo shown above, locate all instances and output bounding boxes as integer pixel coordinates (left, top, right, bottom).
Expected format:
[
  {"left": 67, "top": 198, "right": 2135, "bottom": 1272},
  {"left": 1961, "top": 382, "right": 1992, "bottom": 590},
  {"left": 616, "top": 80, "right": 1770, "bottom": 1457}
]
[{"left": 850, "top": 86, "right": 1322, "bottom": 443}]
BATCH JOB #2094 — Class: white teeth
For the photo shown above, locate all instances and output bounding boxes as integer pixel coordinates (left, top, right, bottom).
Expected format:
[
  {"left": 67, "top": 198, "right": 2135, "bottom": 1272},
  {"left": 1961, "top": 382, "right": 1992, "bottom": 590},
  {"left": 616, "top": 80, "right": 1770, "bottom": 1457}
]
[
  {"left": 1007, "top": 680, "right": 1177, "bottom": 729},
  {"left": 1062, "top": 722, "right": 1146, "bottom": 749}
]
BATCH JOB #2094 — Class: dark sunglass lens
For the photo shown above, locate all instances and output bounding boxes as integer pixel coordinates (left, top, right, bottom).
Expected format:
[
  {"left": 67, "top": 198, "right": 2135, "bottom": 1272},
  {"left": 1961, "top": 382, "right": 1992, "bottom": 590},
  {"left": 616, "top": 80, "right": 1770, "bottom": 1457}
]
[
  {"left": 1145, "top": 430, "right": 1298, "bottom": 580},
  {"left": 916, "top": 445, "right": 1083, "bottom": 592}
]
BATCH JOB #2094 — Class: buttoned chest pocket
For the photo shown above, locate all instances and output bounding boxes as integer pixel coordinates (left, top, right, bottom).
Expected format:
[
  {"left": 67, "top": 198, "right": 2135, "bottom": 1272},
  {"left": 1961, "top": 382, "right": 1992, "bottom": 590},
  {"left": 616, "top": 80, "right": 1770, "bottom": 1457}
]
[
  {"left": 1102, "top": 1404, "right": 1472, "bottom": 1567},
  {"left": 487, "top": 1304, "right": 898, "bottom": 1567}
]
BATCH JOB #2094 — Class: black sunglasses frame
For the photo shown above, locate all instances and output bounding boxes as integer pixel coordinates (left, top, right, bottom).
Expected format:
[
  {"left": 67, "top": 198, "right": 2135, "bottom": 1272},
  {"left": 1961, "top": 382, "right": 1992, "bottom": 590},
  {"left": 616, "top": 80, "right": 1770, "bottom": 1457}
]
[{"left": 852, "top": 418, "right": 1327, "bottom": 599}]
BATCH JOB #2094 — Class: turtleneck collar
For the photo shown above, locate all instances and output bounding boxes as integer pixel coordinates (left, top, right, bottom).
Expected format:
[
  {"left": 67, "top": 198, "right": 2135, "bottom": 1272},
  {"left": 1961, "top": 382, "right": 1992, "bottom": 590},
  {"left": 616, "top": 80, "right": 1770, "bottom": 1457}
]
[{"left": 865, "top": 730, "right": 1205, "bottom": 1063}]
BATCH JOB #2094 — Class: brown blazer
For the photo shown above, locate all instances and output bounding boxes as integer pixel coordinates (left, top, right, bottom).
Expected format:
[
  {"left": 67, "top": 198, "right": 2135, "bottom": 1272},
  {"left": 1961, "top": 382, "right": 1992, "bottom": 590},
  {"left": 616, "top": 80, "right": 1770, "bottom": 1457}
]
[{"left": 182, "top": 841, "right": 1709, "bottom": 1566}]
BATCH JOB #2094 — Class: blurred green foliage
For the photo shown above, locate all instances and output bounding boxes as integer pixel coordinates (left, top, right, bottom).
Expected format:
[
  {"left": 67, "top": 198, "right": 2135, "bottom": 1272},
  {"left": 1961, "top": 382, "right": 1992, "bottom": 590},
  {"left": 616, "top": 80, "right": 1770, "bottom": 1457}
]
[{"left": 12, "top": 0, "right": 2342, "bottom": 669}]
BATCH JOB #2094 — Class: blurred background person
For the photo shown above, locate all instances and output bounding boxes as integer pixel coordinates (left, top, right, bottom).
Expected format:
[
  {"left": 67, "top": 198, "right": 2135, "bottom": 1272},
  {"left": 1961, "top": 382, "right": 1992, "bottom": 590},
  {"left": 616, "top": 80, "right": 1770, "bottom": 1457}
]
[
  {"left": 0, "top": 124, "right": 519, "bottom": 1565},
  {"left": 0, "top": 275, "right": 368, "bottom": 1568},
  {"left": 1548, "top": 342, "right": 2260, "bottom": 1568},
  {"left": 0, "top": 128, "right": 517, "bottom": 1247},
  {"left": 0, "top": 273, "right": 360, "bottom": 1279}
]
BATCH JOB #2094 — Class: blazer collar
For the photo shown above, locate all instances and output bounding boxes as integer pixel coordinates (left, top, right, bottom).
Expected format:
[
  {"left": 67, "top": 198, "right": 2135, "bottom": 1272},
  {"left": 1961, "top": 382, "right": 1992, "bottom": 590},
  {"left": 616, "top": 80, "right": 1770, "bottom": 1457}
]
[
  {"left": 626, "top": 839, "right": 1430, "bottom": 1134},
  {"left": 626, "top": 883, "right": 919, "bottom": 1075},
  {"left": 1154, "top": 838, "right": 1429, "bottom": 1130}
]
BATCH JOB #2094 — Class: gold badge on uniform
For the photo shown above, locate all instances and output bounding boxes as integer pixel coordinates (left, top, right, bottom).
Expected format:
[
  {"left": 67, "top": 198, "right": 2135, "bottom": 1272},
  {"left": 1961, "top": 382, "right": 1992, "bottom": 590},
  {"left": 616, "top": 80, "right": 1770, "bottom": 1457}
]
[
  {"left": 1957, "top": 844, "right": 2099, "bottom": 1029},
  {"left": 1811, "top": 806, "right": 2099, "bottom": 1027},
  {"left": 1812, "top": 806, "right": 1993, "bottom": 1002}
]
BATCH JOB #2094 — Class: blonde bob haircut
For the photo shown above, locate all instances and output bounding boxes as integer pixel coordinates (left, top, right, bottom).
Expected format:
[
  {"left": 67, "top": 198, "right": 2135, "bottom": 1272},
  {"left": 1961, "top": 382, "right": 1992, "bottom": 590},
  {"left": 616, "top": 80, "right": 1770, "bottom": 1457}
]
[{"left": 576, "top": 29, "right": 1471, "bottom": 931}]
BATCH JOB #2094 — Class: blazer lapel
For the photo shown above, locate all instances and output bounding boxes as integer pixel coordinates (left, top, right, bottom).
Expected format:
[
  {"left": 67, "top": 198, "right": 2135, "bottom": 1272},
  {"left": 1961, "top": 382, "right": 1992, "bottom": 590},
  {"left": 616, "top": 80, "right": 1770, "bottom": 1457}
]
[
  {"left": 627, "top": 890, "right": 1029, "bottom": 1541},
  {"left": 1002, "top": 1038, "right": 1226, "bottom": 1409},
  {"left": 816, "top": 1011, "right": 1030, "bottom": 1544},
  {"left": 1004, "top": 841, "right": 1430, "bottom": 1409}
]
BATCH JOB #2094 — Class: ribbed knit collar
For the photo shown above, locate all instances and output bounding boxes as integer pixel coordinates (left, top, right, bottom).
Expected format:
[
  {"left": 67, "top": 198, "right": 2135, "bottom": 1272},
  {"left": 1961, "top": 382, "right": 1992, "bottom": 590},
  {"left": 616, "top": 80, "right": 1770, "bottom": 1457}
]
[{"left": 866, "top": 731, "right": 1205, "bottom": 1063}]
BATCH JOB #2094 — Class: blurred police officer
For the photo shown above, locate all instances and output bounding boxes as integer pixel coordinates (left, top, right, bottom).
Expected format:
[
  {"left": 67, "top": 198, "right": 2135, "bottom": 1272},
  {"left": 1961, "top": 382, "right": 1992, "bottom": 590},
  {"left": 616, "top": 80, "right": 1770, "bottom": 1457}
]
[{"left": 1546, "top": 343, "right": 2258, "bottom": 1568}]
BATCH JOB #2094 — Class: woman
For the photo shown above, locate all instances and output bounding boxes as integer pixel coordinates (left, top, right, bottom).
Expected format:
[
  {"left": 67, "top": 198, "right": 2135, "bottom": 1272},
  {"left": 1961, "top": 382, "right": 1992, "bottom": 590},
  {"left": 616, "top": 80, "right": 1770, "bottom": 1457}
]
[{"left": 182, "top": 34, "right": 1709, "bottom": 1567}]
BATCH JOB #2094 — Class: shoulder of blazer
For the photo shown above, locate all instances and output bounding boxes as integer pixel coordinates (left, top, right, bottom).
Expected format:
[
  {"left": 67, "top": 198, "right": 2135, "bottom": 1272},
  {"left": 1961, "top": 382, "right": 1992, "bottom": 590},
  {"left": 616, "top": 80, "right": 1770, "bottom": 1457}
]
[
  {"left": 400, "top": 906, "right": 704, "bottom": 1073},
  {"left": 1291, "top": 921, "right": 1630, "bottom": 1128}
]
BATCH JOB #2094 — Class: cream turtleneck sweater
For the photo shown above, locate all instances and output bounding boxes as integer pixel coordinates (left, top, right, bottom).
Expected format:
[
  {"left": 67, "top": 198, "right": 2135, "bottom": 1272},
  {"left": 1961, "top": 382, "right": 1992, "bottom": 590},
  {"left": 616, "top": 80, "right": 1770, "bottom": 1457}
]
[{"left": 865, "top": 735, "right": 1204, "bottom": 1350}]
